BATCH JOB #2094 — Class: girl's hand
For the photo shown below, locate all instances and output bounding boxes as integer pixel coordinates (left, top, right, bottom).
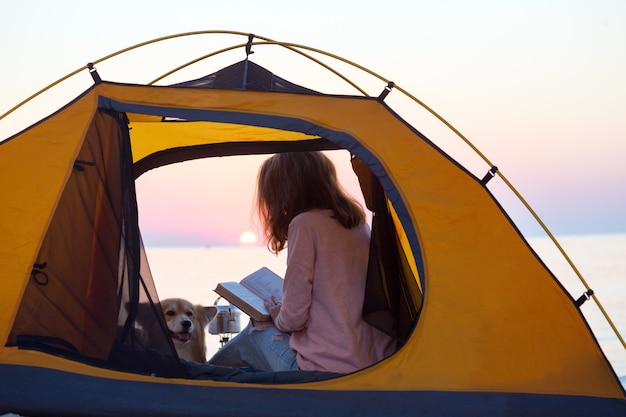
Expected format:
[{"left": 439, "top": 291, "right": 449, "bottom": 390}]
[{"left": 263, "top": 295, "right": 282, "bottom": 321}]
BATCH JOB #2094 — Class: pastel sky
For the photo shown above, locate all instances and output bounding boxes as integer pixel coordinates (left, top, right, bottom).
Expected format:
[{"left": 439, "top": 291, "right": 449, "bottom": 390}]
[{"left": 1, "top": 0, "right": 624, "bottom": 246}]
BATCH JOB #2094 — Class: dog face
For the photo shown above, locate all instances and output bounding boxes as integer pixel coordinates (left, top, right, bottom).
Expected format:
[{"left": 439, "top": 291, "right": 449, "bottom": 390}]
[{"left": 160, "top": 298, "right": 217, "bottom": 363}]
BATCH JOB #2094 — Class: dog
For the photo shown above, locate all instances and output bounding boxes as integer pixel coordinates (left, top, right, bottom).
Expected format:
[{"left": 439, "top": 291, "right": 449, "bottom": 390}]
[{"left": 160, "top": 298, "right": 217, "bottom": 363}]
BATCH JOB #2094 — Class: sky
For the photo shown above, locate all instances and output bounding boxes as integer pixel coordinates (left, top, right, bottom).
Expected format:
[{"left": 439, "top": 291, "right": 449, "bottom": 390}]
[{"left": 1, "top": 0, "right": 625, "bottom": 246}]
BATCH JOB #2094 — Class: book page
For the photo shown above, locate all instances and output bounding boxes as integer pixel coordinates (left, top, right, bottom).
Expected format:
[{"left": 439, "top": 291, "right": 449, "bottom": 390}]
[
  {"left": 240, "top": 267, "right": 283, "bottom": 302},
  {"left": 214, "top": 281, "right": 269, "bottom": 321}
]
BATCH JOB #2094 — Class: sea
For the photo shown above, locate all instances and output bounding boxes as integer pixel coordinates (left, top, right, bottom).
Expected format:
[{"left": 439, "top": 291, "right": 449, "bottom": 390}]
[{"left": 145, "top": 233, "right": 626, "bottom": 387}]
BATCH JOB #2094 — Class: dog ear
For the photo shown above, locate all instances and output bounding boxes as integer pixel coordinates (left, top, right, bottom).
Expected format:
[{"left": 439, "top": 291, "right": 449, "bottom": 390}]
[{"left": 199, "top": 305, "right": 218, "bottom": 326}]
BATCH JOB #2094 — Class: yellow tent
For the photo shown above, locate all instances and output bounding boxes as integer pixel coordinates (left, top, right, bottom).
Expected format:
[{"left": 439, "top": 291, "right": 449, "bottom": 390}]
[{"left": 0, "top": 33, "right": 624, "bottom": 416}]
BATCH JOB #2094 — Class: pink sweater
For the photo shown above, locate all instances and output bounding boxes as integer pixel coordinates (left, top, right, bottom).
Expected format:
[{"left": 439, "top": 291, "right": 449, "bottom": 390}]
[{"left": 273, "top": 209, "right": 395, "bottom": 373}]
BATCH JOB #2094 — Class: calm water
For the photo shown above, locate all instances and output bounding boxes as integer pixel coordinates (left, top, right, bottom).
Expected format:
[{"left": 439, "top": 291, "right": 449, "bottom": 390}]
[{"left": 146, "top": 233, "right": 626, "bottom": 385}]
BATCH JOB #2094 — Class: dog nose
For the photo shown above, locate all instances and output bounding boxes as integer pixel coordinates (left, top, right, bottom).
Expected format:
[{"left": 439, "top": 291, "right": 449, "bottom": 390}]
[{"left": 181, "top": 320, "right": 191, "bottom": 329}]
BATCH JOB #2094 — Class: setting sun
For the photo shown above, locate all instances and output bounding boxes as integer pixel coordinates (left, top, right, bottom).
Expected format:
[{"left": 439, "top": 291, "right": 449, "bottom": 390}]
[{"left": 239, "top": 231, "right": 258, "bottom": 245}]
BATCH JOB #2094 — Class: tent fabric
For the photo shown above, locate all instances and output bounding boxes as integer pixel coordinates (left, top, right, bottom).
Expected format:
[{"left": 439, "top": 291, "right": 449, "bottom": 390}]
[
  {"left": 0, "top": 59, "right": 624, "bottom": 416},
  {"left": 2, "top": 364, "right": 625, "bottom": 417},
  {"left": 170, "top": 59, "right": 321, "bottom": 94}
]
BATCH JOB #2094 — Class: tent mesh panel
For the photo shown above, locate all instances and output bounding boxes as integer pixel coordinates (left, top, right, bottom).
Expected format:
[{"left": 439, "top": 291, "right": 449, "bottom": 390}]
[
  {"left": 7, "top": 110, "right": 184, "bottom": 377},
  {"left": 352, "top": 157, "right": 422, "bottom": 345}
]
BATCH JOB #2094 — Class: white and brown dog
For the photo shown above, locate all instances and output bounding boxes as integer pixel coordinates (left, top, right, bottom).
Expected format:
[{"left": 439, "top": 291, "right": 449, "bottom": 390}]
[{"left": 160, "top": 298, "right": 217, "bottom": 363}]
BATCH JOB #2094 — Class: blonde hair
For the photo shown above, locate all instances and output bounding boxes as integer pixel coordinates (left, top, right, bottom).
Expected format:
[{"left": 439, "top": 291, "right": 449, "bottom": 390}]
[{"left": 256, "top": 152, "right": 365, "bottom": 254}]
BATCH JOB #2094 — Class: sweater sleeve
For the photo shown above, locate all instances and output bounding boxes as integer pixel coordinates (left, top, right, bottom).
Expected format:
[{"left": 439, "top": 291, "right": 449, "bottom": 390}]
[{"left": 272, "top": 216, "right": 315, "bottom": 333}]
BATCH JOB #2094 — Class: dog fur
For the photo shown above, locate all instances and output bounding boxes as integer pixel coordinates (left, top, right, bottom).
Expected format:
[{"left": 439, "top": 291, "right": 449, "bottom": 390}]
[{"left": 160, "top": 298, "right": 217, "bottom": 363}]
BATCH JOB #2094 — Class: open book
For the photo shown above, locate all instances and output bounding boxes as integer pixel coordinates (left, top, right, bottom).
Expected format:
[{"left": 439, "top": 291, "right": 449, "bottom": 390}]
[{"left": 214, "top": 267, "right": 283, "bottom": 322}]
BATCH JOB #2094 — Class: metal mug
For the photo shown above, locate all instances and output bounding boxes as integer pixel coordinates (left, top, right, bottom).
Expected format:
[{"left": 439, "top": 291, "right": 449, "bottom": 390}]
[{"left": 209, "top": 302, "right": 241, "bottom": 335}]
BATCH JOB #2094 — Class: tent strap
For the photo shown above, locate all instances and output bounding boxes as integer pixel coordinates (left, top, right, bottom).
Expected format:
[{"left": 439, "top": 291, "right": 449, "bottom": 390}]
[
  {"left": 480, "top": 166, "right": 498, "bottom": 185},
  {"left": 245, "top": 33, "right": 255, "bottom": 56},
  {"left": 87, "top": 63, "right": 102, "bottom": 84},
  {"left": 377, "top": 81, "right": 395, "bottom": 102},
  {"left": 574, "top": 289, "right": 594, "bottom": 308},
  {"left": 242, "top": 34, "right": 255, "bottom": 89}
]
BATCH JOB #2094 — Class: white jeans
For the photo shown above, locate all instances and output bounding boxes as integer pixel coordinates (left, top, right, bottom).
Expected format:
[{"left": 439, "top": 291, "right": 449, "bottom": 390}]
[{"left": 208, "top": 321, "right": 299, "bottom": 372}]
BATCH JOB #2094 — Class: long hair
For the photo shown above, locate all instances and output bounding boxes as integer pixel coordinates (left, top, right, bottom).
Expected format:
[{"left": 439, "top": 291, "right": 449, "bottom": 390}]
[{"left": 256, "top": 151, "right": 365, "bottom": 254}]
